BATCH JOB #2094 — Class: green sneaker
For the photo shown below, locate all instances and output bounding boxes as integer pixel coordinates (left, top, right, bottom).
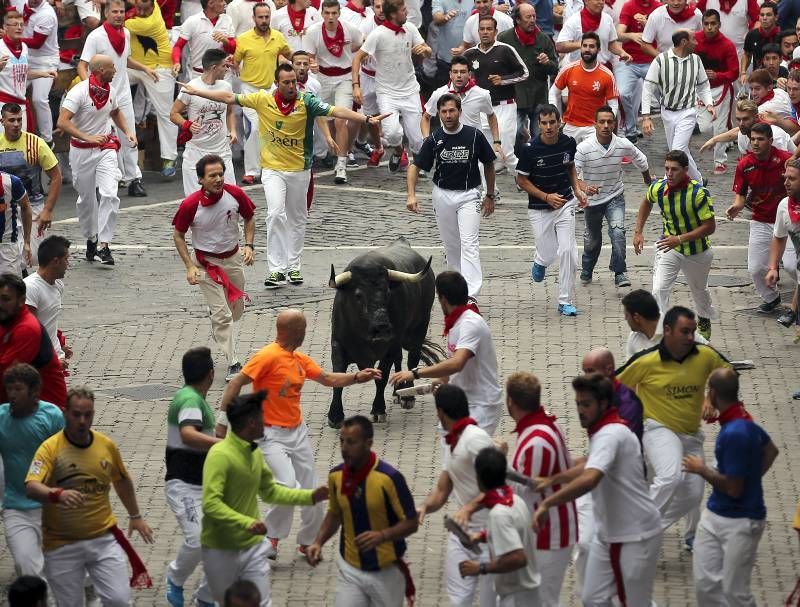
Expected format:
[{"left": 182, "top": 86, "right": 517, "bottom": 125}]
[
  {"left": 580, "top": 269, "right": 592, "bottom": 285},
  {"left": 264, "top": 272, "right": 286, "bottom": 288},
  {"left": 697, "top": 317, "right": 711, "bottom": 340},
  {"left": 287, "top": 270, "right": 303, "bottom": 284}
]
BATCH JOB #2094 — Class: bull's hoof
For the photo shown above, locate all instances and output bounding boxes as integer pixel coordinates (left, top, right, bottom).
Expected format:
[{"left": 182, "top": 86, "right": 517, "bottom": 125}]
[
  {"left": 327, "top": 417, "right": 343, "bottom": 429},
  {"left": 372, "top": 413, "right": 387, "bottom": 423},
  {"left": 400, "top": 396, "right": 415, "bottom": 410}
]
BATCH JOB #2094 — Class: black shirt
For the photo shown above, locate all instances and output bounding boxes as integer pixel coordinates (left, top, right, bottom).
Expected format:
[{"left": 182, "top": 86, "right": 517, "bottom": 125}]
[
  {"left": 743, "top": 27, "right": 782, "bottom": 68},
  {"left": 463, "top": 41, "right": 529, "bottom": 105},
  {"left": 413, "top": 124, "right": 496, "bottom": 191},
  {"left": 516, "top": 133, "right": 577, "bottom": 210}
]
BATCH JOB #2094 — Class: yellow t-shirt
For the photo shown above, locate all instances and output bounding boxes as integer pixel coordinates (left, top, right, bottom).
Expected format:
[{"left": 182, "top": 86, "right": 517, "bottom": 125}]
[
  {"left": 235, "top": 90, "right": 334, "bottom": 171},
  {"left": 234, "top": 28, "right": 292, "bottom": 90},
  {"left": 125, "top": 3, "right": 173, "bottom": 69},
  {"left": 25, "top": 430, "right": 128, "bottom": 551},
  {"left": 0, "top": 131, "right": 58, "bottom": 207}
]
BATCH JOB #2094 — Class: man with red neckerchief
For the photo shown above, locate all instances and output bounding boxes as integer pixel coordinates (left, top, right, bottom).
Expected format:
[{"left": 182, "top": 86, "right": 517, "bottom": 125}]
[
  {"left": 741, "top": 2, "right": 781, "bottom": 83},
  {"left": 684, "top": 368, "right": 779, "bottom": 607},
  {"left": 696, "top": 0, "right": 759, "bottom": 54},
  {"left": 556, "top": 0, "right": 631, "bottom": 65},
  {"left": 459, "top": 0, "right": 513, "bottom": 52},
  {"left": 341, "top": 0, "right": 373, "bottom": 26},
  {"left": 533, "top": 373, "right": 662, "bottom": 607},
  {"left": 172, "top": 0, "right": 235, "bottom": 83},
  {"left": 641, "top": 0, "right": 702, "bottom": 55},
  {"left": 353, "top": 0, "right": 385, "bottom": 167},
  {"left": 272, "top": 0, "right": 322, "bottom": 52}
]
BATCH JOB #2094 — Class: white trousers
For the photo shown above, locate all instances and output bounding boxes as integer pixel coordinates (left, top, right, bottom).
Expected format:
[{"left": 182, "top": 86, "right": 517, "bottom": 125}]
[
  {"left": 643, "top": 418, "right": 705, "bottom": 535},
  {"left": 693, "top": 509, "right": 765, "bottom": 607},
  {"left": 652, "top": 246, "right": 717, "bottom": 320},
  {"left": 498, "top": 588, "right": 542, "bottom": 607},
  {"left": 241, "top": 81, "right": 263, "bottom": 178},
  {"left": 573, "top": 492, "right": 594, "bottom": 595},
  {"left": 29, "top": 59, "right": 58, "bottom": 143},
  {"left": 164, "top": 479, "right": 214, "bottom": 603},
  {"left": 748, "top": 220, "right": 780, "bottom": 303},
  {"left": 3, "top": 508, "right": 44, "bottom": 578},
  {"left": 562, "top": 124, "right": 596, "bottom": 145},
  {"left": 262, "top": 168, "right": 310, "bottom": 275},
  {"left": 194, "top": 252, "right": 244, "bottom": 366},
  {"left": 535, "top": 546, "right": 572, "bottom": 607},
  {"left": 360, "top": 74, "right": 380, "bottom": 116},
  {"left": 0, "top": 242, "right": 24, "bottom": 276},
  {"left": 376, "top": 92, "right": 423, "bottom": 154},
  {"left": 432, "top": 185, "right": 483, "bottom": 298},
  {"left": 258, "top": 422, "right": 323, "bottom": 546},
  {"left": 481, "top": 101, "right": 518, "bottom": 171},
  {"left": 129, "top": 67, "right": 178, "bottom": 161},
  {"left": 115, "top": 93, "right": 142, "bottom": 182},
  {"left": 202, "top": 540, "right": 272, "bottom": 607},
  {"left": 334, "top": 553, "right": 405, "bottom": 607},
  {"left": 581, "top": 532, "right": 662, "bottom": 607},
  {"left": 696, "top": 85, "right": 733, "bottom": 166},
  {"left": 44, "top": 533, "right": 130, "bottom": 607},
  {"left": 182, "top": 144, "right": 235, "bottom": 198},
  {"left": 528, "top": 202, "right": 578, "bottom": 305},
  {"left": 662, "top": 106, "right": 702, "bottom": 182},
  {"left": 70, "top": 147, "right": 121, "bottom": 243},
  {"left": 445, "top": 531, "right": 495, "bottom": 607}
]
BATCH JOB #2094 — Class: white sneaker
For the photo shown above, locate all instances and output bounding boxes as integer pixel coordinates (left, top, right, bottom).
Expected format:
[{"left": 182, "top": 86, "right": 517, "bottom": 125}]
[{"left": 335, "top": 166, "right": 348, "bottom": 184}]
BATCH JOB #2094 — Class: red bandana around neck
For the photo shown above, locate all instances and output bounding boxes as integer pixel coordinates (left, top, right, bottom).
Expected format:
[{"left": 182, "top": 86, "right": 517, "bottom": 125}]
[
  {"left": 514, "top": 24, "right": 539, "bottom": 45},
  {"left": 717, "top": 401, "right": 754, "bottom": 425},
  {"left": 207, "top": 13, "right": 218, "bottom": 25},
  {"left": 200, "top": 187, "right": 225, "bottom": 206},
  {"left": 374, "top": 14, "right": 384, "bottom": 25},
  {"left": 480, "top": 485, "right": 514, "bottom": 509},
  {"left": 274, "top": 89, "right": 296, "bottom": 115},
  {"left": 449, "top": 76, "right": 477, "bottom": 94},
  {"left": 513, "top": 408, "right": 557, "bottom": 434},
  {"left": 471, "top": 7, "right": 494, "bottom": 15},
  {"left": 341, "top": 451, "right": 377, "bottom": 496},
  {"left": 667, "top": 4, "right": 697, "bottom": 22},
  {"left": 22, "top": 3, "right": 34, "bottom": 22},
  {"left": 103, "top": 21, "right": 126, "bottom": 56},
  {"left": 587, "top": 407, "right": 628, "bottom": 437},
  {"left": 382, "top": 20, "right": 406, "bottom": 35},
  {"left": 580, "top": 7, "right": 602, "bottom": 32},
  {"left": 443, "top": 302, "right": 480, "bottom": 335},
  {"left": 718, "top": 0, "right": 734, "bottom": 13},
  {"left": 345, "top": 0, "right": 366, "bottom": 16},
  {"left": 322, "top": 21, "right": 345, "bottom": 56},
  {"left": 761, "top": 25, "right": 780, "bottom": 40},
  {"left": 444, "top": 417, "right": 477, "bottom": 451},
  {"left": 286, "top": 3, "right": 307, "bottom": 33},
  {"left": 759, "top": 90, "right": 775, "bottom": 105},
  {"left": 664, "top": 175, "right": 690, "bottom": 197},
  {"left": 788, "top": 195, "right": 800, "bottom": 222},
  {"left": 3, "top": 36, "right": 22, "bottom": 59},
  {"left": 88, "top": 73, "right": 111, "bottom": 109}
]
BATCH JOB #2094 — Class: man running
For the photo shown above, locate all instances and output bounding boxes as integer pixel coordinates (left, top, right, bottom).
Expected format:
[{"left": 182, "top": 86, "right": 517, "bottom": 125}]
[{"left": 0, "top": 168, "right": 32, "bottom": 276}]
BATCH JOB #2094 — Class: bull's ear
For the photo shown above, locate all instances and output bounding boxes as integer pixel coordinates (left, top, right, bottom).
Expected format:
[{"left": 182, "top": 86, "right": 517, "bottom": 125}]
[
  {"left": 328, "top": 265, "right": 337, "bottom": 288},
  {"left": 423, "top": 256, "right": 433, "bottom": 274}
]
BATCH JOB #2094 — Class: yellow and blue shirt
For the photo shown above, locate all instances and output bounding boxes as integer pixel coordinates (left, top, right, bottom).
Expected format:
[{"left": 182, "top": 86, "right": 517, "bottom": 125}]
[
  {"left": 328, "top": 458, "right": 416, "bottom": 571},
  {"left": 646, "top": 178, "right": 715, "bottom": 256}
]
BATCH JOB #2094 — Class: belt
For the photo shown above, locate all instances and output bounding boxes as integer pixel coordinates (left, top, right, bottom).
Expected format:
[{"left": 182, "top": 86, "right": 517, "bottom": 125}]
[
  {"left": 360, "top": 67, "right": 376, "bottom": 77},
  {"left": 194, "top": 246, "right": 239, "bottom": 259},
  {"left": 193, "top": 67, "right": 203, "bottom": 73},
  {"left": 663, "top": 105, "right": 691, "bottom": 112},
  {"left": 319, "top": 65, "right": 351, "bottom": 77},
  {"left": 494, "top": 98, "right": 515, "bottom": 106}
]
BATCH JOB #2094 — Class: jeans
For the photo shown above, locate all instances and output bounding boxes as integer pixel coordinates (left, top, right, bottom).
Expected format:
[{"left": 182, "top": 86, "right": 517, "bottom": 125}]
[
  {"left": 613, "top": 62, "right": 650, "bottom": 136},
  {"left": 582, "top": 193, "right": 627, "bottom": 275}
]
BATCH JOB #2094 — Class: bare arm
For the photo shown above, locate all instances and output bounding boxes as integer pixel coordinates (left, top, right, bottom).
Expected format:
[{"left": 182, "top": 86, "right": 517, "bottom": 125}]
[
  {"left": 421, "top": 112, "right": 432, "bottom": 138},
  {"left": 215, "top": 372, "right": 253, "bottom": 436},
  {"left": 419, "top": 471, "right": 454, "bottom": 522},
  {"left": 314, "top": 368, "right": 381, "bottom": 388},
  {"left": 761, "top": 440, "right": 779, "bottom": 476},
  {"left": 683, "top": 456, "right": 745, "bottom": 499},
  {"left": 20, "top": 194, "right": 31, "bottom": 247},
  {"left": 113, "top": 475, "right": 154, "bottom": 543},
  {"left": 77, "top": 60, "right": 89, "bottom": 80},
  {"left": 178, "top": 83, "right": 236, "bottom": 105},
  {"left": 555, "top": 40, "right": 581, "bottom": 54},
  {"left": 170, "top": 98, "right": 188, "bottom": 127},
  {"left": 38, "top": 165, "right": 62, "bottom": 226},
  {"left": 179, "top": 424, "right": 221, "bottom": 450}
]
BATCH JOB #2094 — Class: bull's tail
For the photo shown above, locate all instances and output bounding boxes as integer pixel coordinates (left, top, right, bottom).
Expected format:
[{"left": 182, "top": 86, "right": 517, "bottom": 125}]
[{"left": 419, "top": 339, "right": 447, "bottom": 366}]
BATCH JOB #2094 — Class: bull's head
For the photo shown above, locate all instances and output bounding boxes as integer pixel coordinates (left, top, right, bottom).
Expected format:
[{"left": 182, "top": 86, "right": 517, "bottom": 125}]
[{"left": 328, "top": 257, "right": 432, "bottom": 288}]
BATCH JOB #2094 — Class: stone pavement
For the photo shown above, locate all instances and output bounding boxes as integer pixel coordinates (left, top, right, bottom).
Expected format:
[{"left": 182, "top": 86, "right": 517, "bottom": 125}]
[{"left": 1, "top": 122, "right": 799, "bottom": 606}]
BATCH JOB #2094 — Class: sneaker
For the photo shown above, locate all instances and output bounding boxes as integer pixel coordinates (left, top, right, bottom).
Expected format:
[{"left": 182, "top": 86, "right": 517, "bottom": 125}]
[
  {"left": 558, "top": 303, "right": 578, "bottom": 316},
  {"left": 241, "top": 175, "right": 256, "bottom": 185},
  {"left": 266, "top": 537, "right": 279, "bottom": 560},
  {"left": 626, "top": 135, "right": 638, "bottom": 145},
  {"left": 297, "top": 544, "right": 309, "bottom": 556},
  {"left": 698, "top": 317, "right": 711, "bottom": 340},
  {"left": 368, "top": 147, "right": 385, "bottom": 166},
  {"left": 388, "top": 151, "right": 401, "bottom": 173},
  {"left": 580, "top": 269, "right": 592, "bottom": 285},
  {"left": 418, "top": 169, "right": 428, "bottom": 180},
  {"left": 399, "top": 150, "right": 409, "bottom": 169},
  {"left": 347, "top": 152, "right": 359, "bottom": 168},
  {"left": 713, "top": 163, "right": 727, "bottom": 175},
  {"left": 86, "top": 237, "right": 98, "bottom": 262},
  {"left": 621, "top": 156, "right": 632, "bottom": 165},
  {"left": 793, "top": 389, "right": 800, "bottom": 400},
  {"left": 531, "top": 262, "right": 546, "bottom": 283},
  {"left": 684, "top": 536, "right": 694, "bottom": 553},
  {"left": 354, "top": 140, "right": 374, "bottom": 156},
  {"left": 225, "top": 362, "right": 242, "bottom": 382},
  {"left": 495, "top": 165, "right": 508, "bottom": 175},
  {"left": 757, "top": 295, "right": 781, "bottom": 314},
  {"left": 264, "top": 272, "right": 286, "bottom": 288},
  {"left": 128, "top": 178, "right": 147, "bottom": 197},
  {"left": 97, "top": 246, "right": 114, "bottom": 266},
  {"left": 777, "top": 309, "right": 796, "bottom": 327},
  {"left": 335, "top": 165, "right": 348, "bottom": 184},
  {"left": 161, "top": 159, "right": 177, "bottom": 177},
  {"left": 166, "top": 578, "right": 184, "bottom": 607},
  {"left": 287, "top": 270, "right": 303, "bottom": 284},
  {"left": 614, "top": 272, "right": 631, "bottom": 287}
]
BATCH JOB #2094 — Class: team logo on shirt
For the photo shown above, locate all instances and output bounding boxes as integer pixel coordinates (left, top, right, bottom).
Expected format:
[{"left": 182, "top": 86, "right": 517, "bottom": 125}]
[
  {"left": 440, "top": 148, "right": 470, "bottom": 161},
  {"left": 563, "top": 153, "right": 571, "bottom": 164},
  {"left": 472, "top": 60, "right": 479, "bottom": 70},
  {"left": 276, "top": 120, "right": 284, "bottom": 130},
  {"left": 592, "top": 81, "right": 600, "bottom": 92},
  {"left": 100, "top": 459, "right": 109, "bottom": 470},
  {"left": 29, "top": 459, "right": 43, "bottom": 475}
]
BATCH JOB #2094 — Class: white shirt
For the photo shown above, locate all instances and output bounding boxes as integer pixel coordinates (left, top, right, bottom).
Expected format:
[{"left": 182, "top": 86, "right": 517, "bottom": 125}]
[
  {"left": 179, "top": 12, "right": 234, "bottom": 72},
  {"left": 737, "top": 124, "right": 796, "bottom": 155},
  {"left": 305, "top": 20, "right": 362, "bottom": 72},
  {"left": 173, "top": 187, "right": 251, "bottom": 253},
  {"left": 557, "top": 11, "right": 618, "bottom": 65},
  {"left": 625, "top": 319, "right": 708, "bottom": 360},
  {"left": 16, "top": 0, "right": 59, "bottom": 63},
  {"left": 462, "top": 10, "right": 513, "bottom": 47},
  {"left": 23, "top": 273, "right": 64, "bottom": 359},
  {"left": 341, "top": 4, "right": 374, "bottom": 27},
  {"left": 360, "top": 21, "right": 423, "bottom": 97},
  {"left": 442, "top": 423, "right": 494, "bottom": 525},
  {"left": 357, "top": 14, "right": 380, "bottom": 78},
  {"left": 585, "top": 423, "right": 662, "bottom": 543},
  {"left": 80, "top": 26, "right": 132, "bottom": 98},
  {"left": 297, "top": 72, "right": 321, "bottom": 95},
  {"left": 0, "top": 40, "right": 29, "bottom": 101},
  {"left": 272, "top": 5, "right": 322, "bottom": 53},
  {"left": 62, "top": 79, "right": 118, "bottom": 135},
  {"left": 774, "top": 197, "right": 800, "bottom": 239},
  {"left": 424, "top": 83, "right": 493, "bottom": 129},
  {"left": 758, "top": 88, "right": 794, "bottom": 120},
  {"left": 575, "top": 134, "right": 648, "bottom": 206},
  {"left": 487, "top": 495, "right": 541, "bottom": 597},
  {"left": 642, "top": 5, "right": 702, "bottom": 53},
  {"left": 404, "top": 0, "right": 423, "bottom": 27},
  {"left": 699, "top": 0, "right": 750, "bottom": 51},
  {"left": 227, "top": 0, "right": 276, "bottom": 36},
  {"left": 178, "top": 77, "right": 232, "bottom": 155},
  {"left": 446, "top": 310, "right": 502, "bottom": 409}
]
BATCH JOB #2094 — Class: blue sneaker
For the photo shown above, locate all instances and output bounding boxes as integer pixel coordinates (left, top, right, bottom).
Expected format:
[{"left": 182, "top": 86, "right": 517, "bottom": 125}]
[
  {"left": 684, "top": 536, "right": 694, "bottom": 552},
  {"left": 558, "top": 304, "right": 577, "bottom": 316},
  {"left": 165, "top": 578, "right": 184, "bottom": 607},
  {"left": 161, "top": 159, "right": 177, "bottom": 178},
  {"left": 531, "top": 262, "right": 546, "bottom": 282}
]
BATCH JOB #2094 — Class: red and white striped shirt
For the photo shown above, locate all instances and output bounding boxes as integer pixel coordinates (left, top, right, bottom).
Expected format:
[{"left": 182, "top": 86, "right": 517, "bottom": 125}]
[{"left": 511, "top": 410, "right": 578, "bottom": 550}]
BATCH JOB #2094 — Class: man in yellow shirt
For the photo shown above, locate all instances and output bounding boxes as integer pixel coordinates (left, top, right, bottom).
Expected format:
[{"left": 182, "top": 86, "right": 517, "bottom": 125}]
[
  {"left": 180, "top": 64, "right": 387, "bottom": 287},
  {"left": 125, "top": 0, "right": 179, "bottom": 170},
  {"left": 25, "top": 387, "right": 155, "bottom": 606},
  {"left": 617, "top": 305, "right": 731, "bottom": 550}
]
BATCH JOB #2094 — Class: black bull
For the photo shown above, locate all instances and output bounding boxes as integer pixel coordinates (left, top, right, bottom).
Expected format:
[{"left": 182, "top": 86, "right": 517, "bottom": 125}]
[{"left": 327, "top": 238, "right": 445, "bottom": 428}]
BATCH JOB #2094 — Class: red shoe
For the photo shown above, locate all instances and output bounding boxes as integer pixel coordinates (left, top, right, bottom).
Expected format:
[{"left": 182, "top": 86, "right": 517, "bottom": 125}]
[
  {"left": 399, "top": 150, "right": 408, "bottom": 169},
  {"left": 367, "top": 147, "right": 385, "bottom": 166},
  {"left": 621, "top": 156, "right": 631, "bottom": 165},
  {"left": 713, "top": 163, "right": 727, "bottom": 175},
  {"left": 297, "top": 545, "right": 308, "bottom": 556},
  {"left": 266, "top": 537, "right": 279, "bottom": 560},
  {"left": 241, "top": 175, "right": 256, "bottom": 185}
]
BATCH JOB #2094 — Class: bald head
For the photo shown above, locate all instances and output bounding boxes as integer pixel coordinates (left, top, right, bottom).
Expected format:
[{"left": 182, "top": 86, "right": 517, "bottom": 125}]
[
  {"left": 88, "top": 54, "right": 113, "bottom": 72},
  {"left": 708, "top": 368, "right": 739, "bottom": 407},
  {"left": 88, "top": 54, "right": 117, "bottom": 84},
  {"left": 276, "top": 309, "right": 307, "bottom": 350},
  {"left": 581, "top": 347, "right": 615, "bottom": 379}
]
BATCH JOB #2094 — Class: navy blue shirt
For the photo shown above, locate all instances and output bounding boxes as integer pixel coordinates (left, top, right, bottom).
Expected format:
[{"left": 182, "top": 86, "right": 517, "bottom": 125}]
[
  {"left": 707, "top": 418, "right": 770, "bottom": 520},
  {"left": 516, "top": 133, "right": 577, "bottom": 210},
  {"left": 413, "top": 125, "right": 495, "bottom": 191}
]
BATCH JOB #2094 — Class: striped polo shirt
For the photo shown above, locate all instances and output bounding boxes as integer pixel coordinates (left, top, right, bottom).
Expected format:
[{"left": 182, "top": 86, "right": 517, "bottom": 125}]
[
  {"left": 642, "top": 48, "right": 711, "bottom": 114},
  {"left": 645, "top": 178, "right": 715, "bottom": 256},
  {"left": 328, "top": 458, "right": 416, "bottom": 571}
]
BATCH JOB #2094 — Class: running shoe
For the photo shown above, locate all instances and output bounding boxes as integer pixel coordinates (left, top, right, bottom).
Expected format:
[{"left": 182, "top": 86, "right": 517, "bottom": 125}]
[
  {"left": 368, "top": 147, "right": 385, "bottom": 166},
  {"left": 97, "top": 246, "right": 114, "bottom": 266},
  {"left": 266, "top": 537, "right": 279, "bottom": 560},
  {"left": 166, "top": 578, "right": 184, "bottom": 607},
  {"left": 86, "top": 237, "right": 98, "bottom": 263},
  {"left": 347, "top": 152, "right": 359, "bottom": 168},
  {"left": 264, "top": 272, "right": 286, "bottom": 288},
  {"left": 580, "top": 269, "right": 592, "bottom": 285},
  {"left": 531, "top": 262, "right": 546, "bottom": 283},
  {"left": 128, "top": 179, "right": 147, "bottom": 197},
  {"left": 388, "top": 151, "right": 401, "bottom": 173},
  {"left": 684, "top": 536, "right": 694, "bottom": 552},
  {"left": 558, "top": 303, "right": 578, "bottom": 316},
  {"left": 287, "top": 270, "right": 303, "bottom": 284},
  {"left": 335, "top": 166, "right": 348, "bottom": 184},
  {"left": 225, "top": 362, "right": 242, "bottom": 382},
  {"left": 757, "top": 295, "right": 781, "bottom": 313},
  {"left": 698, "top": 317, "right": 711, "bottom": 340},
  {"left": 614, "top": 272, "right": 631, "bottom": 287},
  {"left": 777, "top": 309, "right": 796, "bottom": 327},
  {"left": 354, "top": 140, "right": 374, "bottom": 156},
  {"left": 161, "top": 159, "right": 177, "bottom": 178},
  {"left": 241, "top": 175, "right": 257, "bottom": 185}
]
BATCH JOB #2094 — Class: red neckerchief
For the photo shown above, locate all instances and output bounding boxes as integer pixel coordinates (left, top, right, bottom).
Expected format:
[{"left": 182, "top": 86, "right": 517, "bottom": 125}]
[
  {"left": 22, "top": 3, "right": 34, "bottom": 22},
  {"left": 200, "top": 187, "right": 225, "bottom": 206},
  {"left": 322, "top": 21, "right": 345, "bottom": 57},
  {"left": 443, "top": 302, "right": 480, "bottom": 335},
  {"left": 580, "top": 7, "right": 602, "bottom": 32},
  {"left": 274, "top": 89, "right": 296, "bottom": 115},
  {"left": 788, "top": 195, "right": 800, "bottom": 223},
  {"left": 449, "top": 77, "right": 477, "bottom": 94},
  {"left": 471, "top": 7, "right": 494, "bottom": 15},
  {"left": 3, "top": 36, "right": 22, "bottom": 59},
  {"left": 667, "top": 4, "right": 697, "bottom": 22},
  {"left": 664, "top": 175, "right": 690, "bottom": 197},
  {"left": 514, "top": 24, "right": 540, "bottom": 45},
  {"left": 718, "top": 0, "right": 734, "bottom": 13},
  {"left": 761, "top": 25, "right": 780, "bottom": 41},
  {"left": 286, "top": 3, "right": 307, "bottom": 34},
  {"left": 103, "top": 21, "right": 126, "bottom": 56},
  {"left": 382, "top": 20, "right": 405, "bottom": 35},
  {"left": 759, "top": 90, "right": 775, "bottom": 105},
  {"left": 480, "top": 485, "right": 514, "bottom": 508},
  {"left": 513, "top": 408, "right": 558, "bottom": 434},
  {"left": 341, "top": 451, "right": 377, "bottom": 496},
  {"left": 374, "top": 14, "right": 383, "bottom": 25},
  {"left": 345, "top": 0, "right": 366, "bottom": 16},
  {"left": 88, "top": 73, "right": 111, "bottom": 110},
  {"left": 109, "top": 526, "right": 153, "bottom": 589},
  {"left": 207, "top": 13, "right": 218, "bottom": 25},
  {"left": 587, "top": 406, "right": 628, "bottom": 437},
  {"left": 604, "top": 0, "right": 614, "bottom": 6},
  {"left": 716, "top": 401, "right": 753, "bottom": 424},
  {"left": 444, "top": 417, "right": 477, "bottom": 451}
]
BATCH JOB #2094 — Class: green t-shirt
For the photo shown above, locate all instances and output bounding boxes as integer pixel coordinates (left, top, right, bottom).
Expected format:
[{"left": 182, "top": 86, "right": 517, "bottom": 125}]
[{"left": 165, "top": 385, "right": 215, "bottom": 485}]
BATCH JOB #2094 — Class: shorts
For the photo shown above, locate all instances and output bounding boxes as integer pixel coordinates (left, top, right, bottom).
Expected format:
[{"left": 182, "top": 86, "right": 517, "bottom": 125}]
[
  {"left": 0, "top": 241, "right": 23, "bottom": 276},
  {"left": 319, "top": 76, "right": 353, "bottom": 114}
]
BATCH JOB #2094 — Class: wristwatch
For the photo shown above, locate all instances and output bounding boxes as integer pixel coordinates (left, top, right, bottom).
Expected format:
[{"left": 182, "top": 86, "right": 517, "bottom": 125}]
[
  {"left": 479, "top": 562, "right": 488, "bottom": 575},
  {"left": 412, "top": 367, "right": 421, "bottom": 379}
]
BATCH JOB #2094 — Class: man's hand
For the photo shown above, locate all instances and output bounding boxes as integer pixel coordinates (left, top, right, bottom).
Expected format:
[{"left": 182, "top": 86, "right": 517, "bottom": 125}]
[
  {"left": 215, "top": 422, "right": 228, "bottom": 438},
  {"left": 186, "top": 265, "right": 202, "bottom": 285},
  {"left": 417, "top": 505, "right": 427, "bottom": 525},
  {"left": 575, "top": 188, "right": 589, "bottom": 208},
  {"left": 488, "top": 74, "right": 502, "bottom": 86},
  {"left": 633, "top": 12, "right": 647, "bottom": 26},
  {"left": 172, "top": 63, "right": 182, "bottom": 77},
  {"left": 451, "top": 503, "right": 475, "bottom": 527},
  {"left": 493, "top": 437, "right": 508, "bottom": 455},
  {"left": 356, "top": 368, "right": 382, "bottom": 382},
  {"left": 493, "top": 142, "right": 505, "bottom": 159},
  {"left": 656, "top": 235, "right": 681, "bottom": 252},
  {"left": 532, "top": 503, "right": 549, "bottom": 533},
  {"left": 642, "top": 116, "right": 654, "bottom": 136},
  {"left": 702, "top": 400, "right": 719, "bottom": 421},
  {"left": 145, "top": 67, "right": 160, "bottom": 82},
  {"left": 411, "top": 43, "right": 429, "bottom": 56},
  {"left": 0, "top": 55, "right": 8, "bottom": 72},
  {"left": 682, "top": 455, "right": 705, "bottom": 475},
  {"left": 353, "top": 86, "right": 364, "bottom": 106},
  {"left": 633, "top": 231, "right": 645, "bottom": 255},
  {"left": 85, "top": 134, "right": 109, "bottom": 145},
  {"left": 355, "top": 530, "right": 386, "bottom": 552},
  {"left": 37, "top": 208, "right": 53, "bottom": 233},
  {"left": 211, "top": 31, "right": 228, "bottom": 43},
  {"left": 458, "top": 560, "right": 481, "bottom": 577},
  {"left": 626, "top": 32, "right": 644, "bottom": 45},
  {"left": 766, "top": 268, "right": 780, "bottom": 288},
  {"left": 190, "top": 121, "right": 202, "bottom": 134},
  {"left": 242, "top": 246, "right": 255, "bottom": 266},
  {"left": 546, "top": 192, "right": 567, "bottom": 209},
  {"left": 22, "top": 243, "right": 32, "bottom": 266},
  {"left": 306, "top": 543, "right": 323, "bottom": 566},
  {"left": 481, "top": 196, "right": 495, "bottom": 217},
  {"left": 388, "top": 369, "right": 415, "bottom": 385},
  {"left": 58, "top": 489, "right": 85, "bottom": 507},
  {"left": 739, "top": 73, "right": 747, "bottom": 86},
  {"left": 312, "top": 485, "right": 329, "bottom": 504},
  {"left": 406, "top": 196, "right": 420, "bottom": 214},
  {"left": 63, "top": 343, "right": 73, "bottom": 360},
  {"left": 536, "top": 52, "right": 550, "bottom": 65},
  {"left": 705, "top": 69, "right": 717, "bottom": 81},
  {"left": 618, "top": 50, "right": 632, "bottom": 63},
  {"left": 248, "top": 520, "right": 267, "bottom": 535},
  {"left": 125, "top": 132, "right": 138, "bottom": 148},
  {"left": 759, "top": 110, "right": 779, "bottom": 125},
  {"left": 726, "top": 203, "right": 744, "bottom": 221},
  {"left": 129, "top": 517, "right": 155, "bottom": 544},
  {"left": 707, "top": 104, "right": 717, "bottom": 120}
]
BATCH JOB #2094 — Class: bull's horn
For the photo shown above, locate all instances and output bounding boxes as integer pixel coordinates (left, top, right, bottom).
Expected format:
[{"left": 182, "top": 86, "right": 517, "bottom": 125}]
[
  {"left": 386, "top": 257, "right": 432, "bottom": 283},
  {"left": 328, "top": 265, "right": 352, "bottom": 288}
]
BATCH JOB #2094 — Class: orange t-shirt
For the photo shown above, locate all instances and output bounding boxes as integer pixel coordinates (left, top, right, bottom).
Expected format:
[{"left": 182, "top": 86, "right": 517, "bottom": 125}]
[
  {"left": 555, "top": 61, "right": 618, "bottom": 127},
  {"left": 241, "top": 342, "right": 323, "bottom": 427}
]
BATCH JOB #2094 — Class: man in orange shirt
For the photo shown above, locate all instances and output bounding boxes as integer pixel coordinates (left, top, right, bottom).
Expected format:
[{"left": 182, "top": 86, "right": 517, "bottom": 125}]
[
  {"left": 218, "top": 308, "right": 381, "bottom": 559},
  {"left": 549, "top": 32, "right": 619, "bottom": 144}
]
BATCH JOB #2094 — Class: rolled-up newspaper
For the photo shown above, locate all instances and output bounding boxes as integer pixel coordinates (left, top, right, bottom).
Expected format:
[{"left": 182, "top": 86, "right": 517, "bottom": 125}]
[
  {"left": 444, "top": 515, "right": 481, "bottom": 553},
  {"left": 396, "top": 383, "right": 434, "bottom": 397},
  {"left": 506, "top": 468, "right": 536, "bottom": 490}
]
